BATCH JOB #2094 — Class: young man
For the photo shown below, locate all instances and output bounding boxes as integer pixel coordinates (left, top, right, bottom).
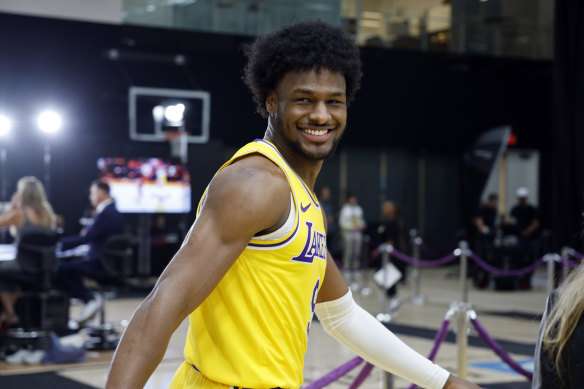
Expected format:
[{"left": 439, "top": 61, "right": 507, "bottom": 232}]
[{"left": 106, "top": 21, "right": 479, "bottom": 389}]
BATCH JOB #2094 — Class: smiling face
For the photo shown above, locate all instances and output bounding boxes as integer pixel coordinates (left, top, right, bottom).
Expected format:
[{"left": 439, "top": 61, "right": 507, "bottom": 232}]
[{"left": 266, "top": 68, "right": 347, "bottom": 161}]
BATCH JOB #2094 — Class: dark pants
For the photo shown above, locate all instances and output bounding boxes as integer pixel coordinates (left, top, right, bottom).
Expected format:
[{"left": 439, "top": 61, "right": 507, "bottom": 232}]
[{"left": 57, "top": 258, "right": 104, "bottom": 303}]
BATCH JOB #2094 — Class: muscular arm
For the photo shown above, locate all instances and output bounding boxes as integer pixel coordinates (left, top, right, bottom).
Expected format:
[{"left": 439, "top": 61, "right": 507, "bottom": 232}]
[{"left": 106, "top": 156, "right": 290, "bottom": 389}]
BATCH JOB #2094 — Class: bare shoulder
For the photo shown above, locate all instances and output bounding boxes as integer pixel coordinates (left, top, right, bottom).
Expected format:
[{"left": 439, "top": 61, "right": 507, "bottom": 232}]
[
  {"left": 0, "top": 207, "right": 23, "bottom": 229},
  {"left": 199, "top": 154, "right": 290, "bottom": 237}
]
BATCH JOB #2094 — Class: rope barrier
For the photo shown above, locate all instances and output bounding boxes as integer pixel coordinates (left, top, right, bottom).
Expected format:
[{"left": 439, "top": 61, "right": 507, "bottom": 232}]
[
  {"left": 468, "top": 252, "right": 546, "bottom": 277},
  {"left": 388, "top": 247, "right": 459, "bottom": 268},
  {"left": 387, "top": 244, "right": 581, "bottom": 278},
  {"left": 304, "top": 356, "right": 364, "bottom": 389},
  {"left": 574, "top": 251, "right": 584, "bottom": 261},
  {"left": 561, "top": 256, "right": 582, "bottom": 269},
  {"left": 406, "top": 318, "right": 452, "bottom": 389},
  {"left": 307, "top": 239, "right": 581, "bottom": 388},
  {"left": 469, "top": 315, "right": 533, "bottom": 380},
  {"left": 348, "top": 362, "right": 375, "bottom": 389},
  {"left": 408, "top": 230, "right": 466, "bottom": 258}
]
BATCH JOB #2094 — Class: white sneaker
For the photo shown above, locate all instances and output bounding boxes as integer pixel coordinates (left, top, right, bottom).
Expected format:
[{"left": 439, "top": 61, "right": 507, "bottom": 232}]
[
  {"left": 24, "top": 349, "right": 46, "bottom": 365},
  {"left": 6, "top": 349, "right": 30, "bottom": 364},
  {"left": 75, "top": 294, "right": 104, "bottom": 323},
  {"left": 387, "top": 297, "right": 402, "bottom": 313}
]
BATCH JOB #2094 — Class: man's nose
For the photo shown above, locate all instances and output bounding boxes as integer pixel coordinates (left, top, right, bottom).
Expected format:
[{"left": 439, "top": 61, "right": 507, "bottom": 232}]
[{"left": 309, "top": 101, "right": 330, "bottom": 124}]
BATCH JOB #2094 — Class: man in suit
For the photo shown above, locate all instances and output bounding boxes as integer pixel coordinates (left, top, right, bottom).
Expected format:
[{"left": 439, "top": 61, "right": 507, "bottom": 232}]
[{"left": 57, "top": 180, "right": 124, "bottom": 325}]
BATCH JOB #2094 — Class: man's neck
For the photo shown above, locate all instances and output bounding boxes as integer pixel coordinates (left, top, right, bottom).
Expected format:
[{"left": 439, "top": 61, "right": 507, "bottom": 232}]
[
  {"left": 96, "top": 197, "right": 114, "bottom": 214},
  {"left": 264, "top": 133, "right": 323, "bottom": 189}
]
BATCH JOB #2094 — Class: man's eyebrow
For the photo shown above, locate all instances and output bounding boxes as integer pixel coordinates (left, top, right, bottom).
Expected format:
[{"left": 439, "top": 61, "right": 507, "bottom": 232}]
[{"left": 292, "top": 88, "right": 346, "bottom": 97}]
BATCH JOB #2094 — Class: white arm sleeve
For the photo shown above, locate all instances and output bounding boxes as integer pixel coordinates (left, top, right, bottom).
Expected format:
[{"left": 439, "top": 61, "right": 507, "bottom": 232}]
[{"left": 314, "top": 290, "right": 450, "bottom": 389}]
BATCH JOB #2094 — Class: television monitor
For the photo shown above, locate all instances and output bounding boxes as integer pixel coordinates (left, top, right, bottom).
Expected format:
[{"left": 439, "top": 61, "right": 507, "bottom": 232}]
[{"left": 97, "top": 157, "right": 191, "bottom": 214}]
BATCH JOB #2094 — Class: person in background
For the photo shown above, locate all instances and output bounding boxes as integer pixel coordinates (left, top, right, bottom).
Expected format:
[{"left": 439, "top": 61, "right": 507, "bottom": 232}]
[
  {"left": 532, "top": 262, "right": 584, "bottom": 388},
  {"left": 339, "top": 193, "right": 366, "bottom": 273},
  {"left": 370, "top": 200, "right": 407, "bottom": 310},
  {"left": 57, "top": 180, "right": 124, "bottom": 326},
  {"left": 106, "top": 20, "right": 479, "bottom": 389},
  {"left": 318, "top": 186, "right": 338, "bottom": 258},
  {"left": 0, "top": 176, "right": 56, "bottom": 328},
  {"left": 475, "top": 193, "right": 498, "bottom": 236},
  {"left": 506, "top": 187, "right": 540, "bottom": 289},
  {"left": 473, "top": 193, "right": 498, "bottom": 288}
]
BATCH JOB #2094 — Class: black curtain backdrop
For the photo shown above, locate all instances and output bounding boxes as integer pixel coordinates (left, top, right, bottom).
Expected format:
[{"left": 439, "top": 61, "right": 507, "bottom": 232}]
[{"left": 552, "top": 1, "right": 584, "bottom": 250}]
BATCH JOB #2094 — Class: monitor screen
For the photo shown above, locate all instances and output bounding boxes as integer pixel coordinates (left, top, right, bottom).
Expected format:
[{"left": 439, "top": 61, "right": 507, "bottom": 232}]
[{"left": 97, "top": 157, "right": 191, "bottom": 214}]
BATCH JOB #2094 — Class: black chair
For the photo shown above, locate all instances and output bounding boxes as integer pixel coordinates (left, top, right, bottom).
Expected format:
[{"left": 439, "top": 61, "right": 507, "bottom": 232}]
[
  {"left": 0, "top": 230, "right": 66, "bottom": 352},
  {"left": 84, "top": 233, "right": 135, "bottom": 350},
  {"left": 15, "top": 230, "right": 64, "bottom": 329}
]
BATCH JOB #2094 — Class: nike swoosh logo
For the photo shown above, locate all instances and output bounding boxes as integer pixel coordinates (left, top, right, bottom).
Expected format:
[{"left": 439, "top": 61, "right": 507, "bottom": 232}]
[{"left": 300, "top": 202, "right": 311, "bottom": 213}]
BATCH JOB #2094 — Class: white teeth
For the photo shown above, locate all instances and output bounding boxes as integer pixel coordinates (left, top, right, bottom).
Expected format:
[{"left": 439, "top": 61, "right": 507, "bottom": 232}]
[{"left": 303, "top": 128, "right": 328, "bottom": 136}]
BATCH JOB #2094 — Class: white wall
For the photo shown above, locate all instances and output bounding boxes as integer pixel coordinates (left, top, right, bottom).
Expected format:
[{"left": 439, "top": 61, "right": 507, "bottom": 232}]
[
  {"left": 482, "top": 149, "right": 540, "bottom": 214},
  {"left": 0, "top": 0, "right": 123, "bottom": 24}
]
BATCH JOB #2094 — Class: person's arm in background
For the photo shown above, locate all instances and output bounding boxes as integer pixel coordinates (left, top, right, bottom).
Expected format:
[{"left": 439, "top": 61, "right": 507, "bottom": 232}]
[
  {"left": 315, "top": 251, "right": 481, "bottom": 389},
  {"left": 106, "top": 155, "right": 291, "bottom": 389},
  {"left": 0, "top": 193, "right": 22, "bottom": 230},
  {"left": 59, "top": 207, "right": 114, "bottom": 250},
  {"left": 522, "top": 208, "right": 540, "bottom": 237}
]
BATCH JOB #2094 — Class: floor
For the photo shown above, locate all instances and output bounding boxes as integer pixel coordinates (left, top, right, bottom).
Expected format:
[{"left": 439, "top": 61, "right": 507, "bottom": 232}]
[{"left": 0, "top": 265, "right": 548, "bottom": 389}]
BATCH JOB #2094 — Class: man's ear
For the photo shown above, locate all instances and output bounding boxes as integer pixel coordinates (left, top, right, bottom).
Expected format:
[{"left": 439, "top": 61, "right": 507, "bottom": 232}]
[{"left": 266, "top": 91, "right": 277, "bottom": 114}]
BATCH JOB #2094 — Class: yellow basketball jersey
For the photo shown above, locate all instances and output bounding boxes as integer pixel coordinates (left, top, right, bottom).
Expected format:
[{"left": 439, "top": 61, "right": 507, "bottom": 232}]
[{"left": 181, "top": 140, "right": 327, "bottom": 389}]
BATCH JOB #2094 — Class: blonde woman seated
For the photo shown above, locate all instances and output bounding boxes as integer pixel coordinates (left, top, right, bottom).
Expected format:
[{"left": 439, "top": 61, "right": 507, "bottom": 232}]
[{"left": 0, "top": 177, "right": 56, "bottom": 328}]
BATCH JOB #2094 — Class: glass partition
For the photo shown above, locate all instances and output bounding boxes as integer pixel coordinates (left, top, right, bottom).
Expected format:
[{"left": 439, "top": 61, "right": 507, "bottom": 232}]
[{"left": 122, "top": 0, "right": 553, "bottom": 60}]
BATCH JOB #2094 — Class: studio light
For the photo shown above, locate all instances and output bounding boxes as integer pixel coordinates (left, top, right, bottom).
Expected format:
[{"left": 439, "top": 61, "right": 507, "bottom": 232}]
[
  {"left": 37, "top": 110, "right": 62, "bottom": 133},
  {"left": 152, "top": 105, "right": 165, "bottom": 122},
  {"left": 0, "top": 115, "right": 11, "bottom": 136},
  {"left": 164, "top": 103, "right": 185, "bottom": 124}
]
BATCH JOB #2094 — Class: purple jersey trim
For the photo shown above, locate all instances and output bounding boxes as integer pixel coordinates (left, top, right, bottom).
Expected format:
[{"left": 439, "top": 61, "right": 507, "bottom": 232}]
[{"left": 248, "top": 212, "right": 300, "bottom": 248}]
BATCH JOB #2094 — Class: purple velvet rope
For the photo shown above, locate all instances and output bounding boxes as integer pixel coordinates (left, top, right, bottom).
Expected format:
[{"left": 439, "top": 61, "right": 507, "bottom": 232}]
[
  {"left": 469, "top": 252, "right": 545, "bottom": 277},
  {"left": 348, "top": 363, "right": 375, "bottom": 389},
  {"left": 390, "top": 249, "right": 458, "bottom": 268},
  {"left": 572, "top": 250, "right": 584, "bottom": 261},
  {"left": 406, "top": 319, "right": 451, "bottom": 389},
  {"left": 419, "top": 241, "right": 439, "bottom": 257},
  {"left": 411, "top": 231, "right": 465, "bottom": 257},
  {"left": 304, "top": 356, "right": 364, "bottom": 389},
  {"left": 561, "top": 256, "right": 581, "bottom": 269},
  {"left": 470, "top": 317, "right": 533, "bottom": 380}
]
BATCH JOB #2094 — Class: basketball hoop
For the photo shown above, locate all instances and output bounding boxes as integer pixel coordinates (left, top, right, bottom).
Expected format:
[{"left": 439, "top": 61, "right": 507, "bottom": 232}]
[{"left": 165, "top": 130, "right": 189, "bottom": 163}]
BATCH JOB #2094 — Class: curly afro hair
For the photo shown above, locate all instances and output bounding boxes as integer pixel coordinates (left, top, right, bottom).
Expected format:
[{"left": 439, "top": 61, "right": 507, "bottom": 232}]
[{"left": 243, "top": 20, "right": 362, "bottom": 118}]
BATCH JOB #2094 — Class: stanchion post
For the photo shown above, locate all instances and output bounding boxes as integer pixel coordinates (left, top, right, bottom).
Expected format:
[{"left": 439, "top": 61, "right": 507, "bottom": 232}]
[
  {"left": 376, "top": 244, "right": 392, "bottom": 323},
  {"left": 382, "top": 370, "right": 394, "bottom": 389},
  {"left": 456, "top": 241, "right": 470, "bottom": 379},
  {"left": 409, "top": 229, "right": 424, "bottom": 305},
  {"left": 459, "top": 241, "right": 469, "bottom": 304},
  {"left": 545, "top": 254, "right": 556, "bottom": 293},
  {"left": 561, "top": 247, "right": 573, "bottom": 282},
  {"left": 456, "top": 303, "right": 469, "bottom": 379}
]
